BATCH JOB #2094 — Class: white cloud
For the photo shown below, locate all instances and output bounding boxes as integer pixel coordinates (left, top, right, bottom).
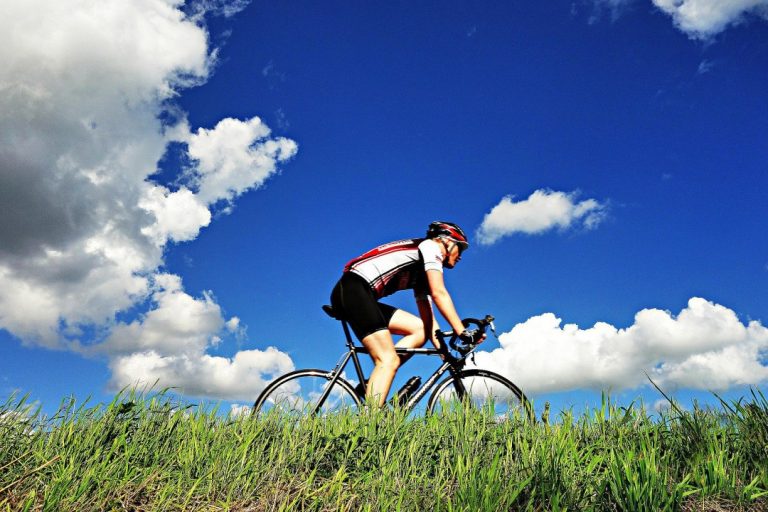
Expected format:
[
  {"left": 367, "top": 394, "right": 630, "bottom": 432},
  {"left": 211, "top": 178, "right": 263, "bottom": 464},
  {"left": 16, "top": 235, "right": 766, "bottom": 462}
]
[
  {"left": 476, "top": 189, "right": 608, "bottom": 245},
  {"left": 100, "top": 274, "right": 294, "bottom": 400},
  {"left": 188, "top": 0, "right": 252, "bottom": 19},
  {"left": 0, "top": 0, "right": 213, "bottom": 343},
  {"left": 652, "top": 0, "right": 768, "bottom": 39},
  {"left": 473, "top": 297, "right": 768, "bottom": 394},
  {"left": 0, "top": 408, "right": 38, "bottom": 435},
  {"left": 586, "top": 0, "right": 768, "bottom": 38},
  {"left": 139, "top": 186, "right": 212, "bottom": 244},
  {"left": 99, "top": 274, "right": 224, "bottom": 356},
  {"left": 182, "top": 116, "right": 299, "bottom": 205},
  {"left": 230, "top": 403, "right": 253, "bottom": 416},
  {"left": 225, "top": 316, "right": 241, "bottom": 332},
  {"left": 0, "top": 0, "right": 296, "bottom": 399},
  {"left": 109, "top": 347, "right": 294, "bottom": 401},
  {"left": 653, "top": 398, "right": 674, "bottom": 412}
]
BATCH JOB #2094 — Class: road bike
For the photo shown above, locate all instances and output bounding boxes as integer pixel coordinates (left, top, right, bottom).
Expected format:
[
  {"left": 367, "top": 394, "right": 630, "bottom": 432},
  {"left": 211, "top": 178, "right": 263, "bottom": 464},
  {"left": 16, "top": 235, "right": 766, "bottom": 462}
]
[{"left": 253, "top": 305, "right": 532, "bottom": 418}]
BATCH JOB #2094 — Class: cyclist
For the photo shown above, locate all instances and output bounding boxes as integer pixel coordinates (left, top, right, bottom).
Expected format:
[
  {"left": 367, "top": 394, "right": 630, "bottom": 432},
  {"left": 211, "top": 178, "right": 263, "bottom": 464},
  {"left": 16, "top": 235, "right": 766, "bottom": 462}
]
[{"left": 329, "top": 221, "right": 483, "bottom": 407}]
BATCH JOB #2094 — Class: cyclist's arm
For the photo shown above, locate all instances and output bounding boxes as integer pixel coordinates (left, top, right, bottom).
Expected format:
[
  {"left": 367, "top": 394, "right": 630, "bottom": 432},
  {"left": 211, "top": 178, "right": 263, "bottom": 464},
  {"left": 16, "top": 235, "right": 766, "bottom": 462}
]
[
  {"left": 425, "top": 268, "right": 465, "bottom": 335},
  {"left": 415, "top": 294, "right": 442, "bottom": 349}
]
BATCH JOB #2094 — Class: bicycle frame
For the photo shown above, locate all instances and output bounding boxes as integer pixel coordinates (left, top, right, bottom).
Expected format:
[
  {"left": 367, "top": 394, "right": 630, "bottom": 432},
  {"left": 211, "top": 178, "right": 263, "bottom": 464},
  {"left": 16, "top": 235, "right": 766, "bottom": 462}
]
[{"left": 312, "top": 315, "right": 470, "bottom": 414}]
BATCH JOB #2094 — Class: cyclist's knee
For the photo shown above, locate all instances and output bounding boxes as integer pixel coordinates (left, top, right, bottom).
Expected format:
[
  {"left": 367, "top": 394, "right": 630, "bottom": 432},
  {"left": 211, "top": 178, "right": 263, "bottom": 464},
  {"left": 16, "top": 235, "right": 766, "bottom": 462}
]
[
  {"left": 412, "top": 328, "right": 427, "bottom": 346},
  {"left": 374, "top": 352, "right": 400, "bottom": 371}
]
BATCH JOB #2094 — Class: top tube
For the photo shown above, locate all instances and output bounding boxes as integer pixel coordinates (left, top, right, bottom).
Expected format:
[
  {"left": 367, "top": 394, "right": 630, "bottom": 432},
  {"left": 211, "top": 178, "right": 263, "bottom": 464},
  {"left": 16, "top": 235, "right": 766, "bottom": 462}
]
[{"left": 351, "top": 346, "right": 443, "bottom": 356}]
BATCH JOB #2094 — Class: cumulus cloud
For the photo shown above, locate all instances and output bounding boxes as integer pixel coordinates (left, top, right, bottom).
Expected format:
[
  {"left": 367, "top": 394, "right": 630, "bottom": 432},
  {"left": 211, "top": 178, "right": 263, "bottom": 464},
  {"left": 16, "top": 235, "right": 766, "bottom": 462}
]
[
  {"left": 476, "top": 189, "right": 608, "bottom": 245},
  {"left": 0, "top": 0, "right": 296, "bottom": 399},
  {"left": 98, "top": 274, "right": 224, "bottom": 357},
  {"left": 585, "top": 0, "right": 768, "bottom": 38},
  {"left": 473, "top": 298, "right": 768, "bottom": 394},
  {"left": 138, "top": 115, "right": 299, "bottom": 244},
  {"left": 104, "top": 275, "right": 294, "bottom": 400},
  {"left": 181, "top": 117, "right": 298, "bottom": 205},
  {"left": 652, "top": 0, "right": 768, "bottom": 39},
  {"left": 139, "top": 187, "right": 212, "bottom": 244},
  {"left": 109, "top": 349, "right": 294, "bottom": 401}
]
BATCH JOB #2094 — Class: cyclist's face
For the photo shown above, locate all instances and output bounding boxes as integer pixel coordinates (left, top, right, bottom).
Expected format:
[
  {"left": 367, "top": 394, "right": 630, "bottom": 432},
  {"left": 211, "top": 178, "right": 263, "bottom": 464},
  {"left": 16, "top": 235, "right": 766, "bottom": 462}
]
[{"left": 444, "top": 243, "right": 462, "bottom": 269}]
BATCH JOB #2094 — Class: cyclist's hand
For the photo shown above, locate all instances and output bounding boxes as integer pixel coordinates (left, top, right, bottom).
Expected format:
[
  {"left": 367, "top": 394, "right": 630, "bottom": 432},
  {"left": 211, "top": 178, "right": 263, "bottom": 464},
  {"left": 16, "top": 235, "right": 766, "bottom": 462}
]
[
  {"left": 459, "top": 328, "right": 483, "bottom": 345},
  {"left": 455, "top": 329, "right": 483, "bottom": 354}
]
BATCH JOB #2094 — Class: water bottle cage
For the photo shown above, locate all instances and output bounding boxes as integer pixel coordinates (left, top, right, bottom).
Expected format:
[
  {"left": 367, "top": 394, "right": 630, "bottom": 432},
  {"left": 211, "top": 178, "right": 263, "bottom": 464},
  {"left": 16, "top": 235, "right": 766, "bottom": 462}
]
[{"left": 390, "top": 376, "right": 421, "bottom": 407}]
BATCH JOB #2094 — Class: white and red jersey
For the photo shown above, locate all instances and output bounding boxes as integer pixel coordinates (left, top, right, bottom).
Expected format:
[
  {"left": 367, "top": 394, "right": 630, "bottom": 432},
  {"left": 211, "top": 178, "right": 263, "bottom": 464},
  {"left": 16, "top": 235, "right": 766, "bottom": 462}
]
[{"left": 343, "top": 238, "right": 444, "bottom": 299}]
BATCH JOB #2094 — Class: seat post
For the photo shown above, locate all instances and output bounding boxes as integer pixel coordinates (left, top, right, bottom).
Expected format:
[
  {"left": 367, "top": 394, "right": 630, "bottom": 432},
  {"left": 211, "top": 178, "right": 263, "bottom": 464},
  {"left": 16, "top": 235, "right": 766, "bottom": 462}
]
[
  {"left": 321, "top": 304, "right": 358, "bottom": 350},
  {"left": 341, "top": 320, "right": 356, "bottom": 349}
]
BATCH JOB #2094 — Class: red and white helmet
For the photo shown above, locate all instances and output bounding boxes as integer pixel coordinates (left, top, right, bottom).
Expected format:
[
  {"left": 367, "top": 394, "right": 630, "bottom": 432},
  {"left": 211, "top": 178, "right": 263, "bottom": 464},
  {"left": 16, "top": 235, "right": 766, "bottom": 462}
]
[{"left": 426, "top": 221, "right": 469, "bottom": 251}]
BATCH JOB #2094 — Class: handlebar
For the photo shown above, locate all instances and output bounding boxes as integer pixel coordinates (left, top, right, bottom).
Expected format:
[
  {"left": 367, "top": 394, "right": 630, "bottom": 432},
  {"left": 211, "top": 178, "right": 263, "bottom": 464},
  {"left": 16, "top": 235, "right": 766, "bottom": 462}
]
[{"left": 435, "top": 314, "right": 495, "bottom": 356}]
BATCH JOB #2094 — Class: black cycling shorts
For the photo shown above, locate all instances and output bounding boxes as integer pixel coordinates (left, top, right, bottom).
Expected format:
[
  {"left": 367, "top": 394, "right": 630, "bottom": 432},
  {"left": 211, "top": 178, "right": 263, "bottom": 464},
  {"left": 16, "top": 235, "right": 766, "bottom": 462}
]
[{"left": 330, "top": 272, "right": 397, "bottom": 341}]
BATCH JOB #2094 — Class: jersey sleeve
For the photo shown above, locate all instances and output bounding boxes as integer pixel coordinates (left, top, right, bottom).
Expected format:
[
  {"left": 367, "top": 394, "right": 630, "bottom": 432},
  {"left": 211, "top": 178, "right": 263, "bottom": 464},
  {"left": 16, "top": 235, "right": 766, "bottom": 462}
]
[{"left": 418, "top": 239, "right": 444, "bottom": 273}]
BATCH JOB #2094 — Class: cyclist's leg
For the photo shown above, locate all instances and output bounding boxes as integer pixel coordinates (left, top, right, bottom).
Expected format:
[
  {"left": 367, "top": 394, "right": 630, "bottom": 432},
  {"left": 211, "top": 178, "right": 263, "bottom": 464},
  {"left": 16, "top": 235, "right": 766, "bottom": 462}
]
[
  {"left": 331, "top": 273, "right": 400, "bottom": 407},
  {"left": 361, "top": 328, "right": 400, "bottom": 407},
  {"left": 390, "top": 309, "right": 426, "bottom": 349},
  {"left": 389, "top": 309, "right": 431, "bottom": 367}
]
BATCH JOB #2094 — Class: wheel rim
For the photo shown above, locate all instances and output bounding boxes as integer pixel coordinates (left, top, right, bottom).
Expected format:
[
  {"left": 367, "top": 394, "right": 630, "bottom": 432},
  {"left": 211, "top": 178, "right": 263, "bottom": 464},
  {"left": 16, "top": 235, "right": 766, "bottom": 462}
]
[
  {"left": 256, "top": 373, "right": 360, "bottom": 416},
  {"left": 429, "top": 372, "right": 527, "bottom": 420}
]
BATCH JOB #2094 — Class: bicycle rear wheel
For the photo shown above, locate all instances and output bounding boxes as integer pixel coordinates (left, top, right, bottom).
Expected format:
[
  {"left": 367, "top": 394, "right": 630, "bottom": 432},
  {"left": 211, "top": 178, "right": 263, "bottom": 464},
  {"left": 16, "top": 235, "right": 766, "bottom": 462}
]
[
  {"left": 252, "top": 369, "right": 362, "bottom": 417},
  {"left": 427, "top": 369, "right": 532, "bottom": 420}
]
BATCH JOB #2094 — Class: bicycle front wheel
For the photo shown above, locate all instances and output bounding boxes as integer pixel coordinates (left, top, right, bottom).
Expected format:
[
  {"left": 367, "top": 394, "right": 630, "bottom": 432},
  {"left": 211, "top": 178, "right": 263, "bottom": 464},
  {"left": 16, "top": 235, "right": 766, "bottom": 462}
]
[
  {"left": 252, "top": 369, "right": 362, "bottom": 417},
  {"left": 427, "top": 369, "right": 532, "bottom": 420}
]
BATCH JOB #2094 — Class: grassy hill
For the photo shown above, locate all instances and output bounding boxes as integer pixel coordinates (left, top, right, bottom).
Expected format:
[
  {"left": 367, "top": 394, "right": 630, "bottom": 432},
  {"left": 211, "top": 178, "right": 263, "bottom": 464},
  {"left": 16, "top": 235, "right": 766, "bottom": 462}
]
[{"left": 2, "top": 390, "right": 767, "bottom": 511}]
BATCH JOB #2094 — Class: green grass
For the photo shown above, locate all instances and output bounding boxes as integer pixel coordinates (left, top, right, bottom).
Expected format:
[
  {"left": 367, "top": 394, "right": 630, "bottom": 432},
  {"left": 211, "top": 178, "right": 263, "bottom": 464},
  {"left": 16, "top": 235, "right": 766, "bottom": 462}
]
[{"left": 2, "top": 389, "right": 767, "bottom": 511}]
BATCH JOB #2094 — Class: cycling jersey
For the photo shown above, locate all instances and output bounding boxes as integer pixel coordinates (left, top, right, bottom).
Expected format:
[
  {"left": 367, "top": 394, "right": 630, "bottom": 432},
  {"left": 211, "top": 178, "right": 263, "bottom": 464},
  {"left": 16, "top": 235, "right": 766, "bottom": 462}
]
[{"left": 343, "top": 238, "right": 444, "bottom": 299}]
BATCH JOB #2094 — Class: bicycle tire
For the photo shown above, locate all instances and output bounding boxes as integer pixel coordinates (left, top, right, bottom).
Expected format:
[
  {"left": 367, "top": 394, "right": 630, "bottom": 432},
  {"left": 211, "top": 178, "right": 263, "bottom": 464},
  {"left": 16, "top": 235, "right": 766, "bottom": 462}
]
[
  {"left": 252, "top": 369, "right": 362, "bottom": 417},
  {"left": 426, "top": 369, "right": 532, "bottom": 420}
]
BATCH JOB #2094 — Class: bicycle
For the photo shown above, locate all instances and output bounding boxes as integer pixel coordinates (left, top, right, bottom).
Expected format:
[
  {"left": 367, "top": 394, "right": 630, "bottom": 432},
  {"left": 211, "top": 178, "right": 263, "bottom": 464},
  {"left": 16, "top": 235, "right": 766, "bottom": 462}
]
[{"left": 252, "top": 305, "right": 532, "bottom": 418}]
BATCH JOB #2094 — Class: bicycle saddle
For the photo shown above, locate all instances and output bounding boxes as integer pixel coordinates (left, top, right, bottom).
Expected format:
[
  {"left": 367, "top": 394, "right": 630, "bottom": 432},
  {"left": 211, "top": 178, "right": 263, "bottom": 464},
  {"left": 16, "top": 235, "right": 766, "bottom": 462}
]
[{"left": 322, "top": 304, "right": 343, "bottom": 320}]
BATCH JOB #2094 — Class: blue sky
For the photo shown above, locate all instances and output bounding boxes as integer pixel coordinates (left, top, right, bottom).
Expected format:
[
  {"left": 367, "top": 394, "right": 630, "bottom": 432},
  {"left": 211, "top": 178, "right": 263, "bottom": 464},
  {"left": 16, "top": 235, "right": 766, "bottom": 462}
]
[{"left": 1, "top": 0, "right": 767, "bottom": 417}]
